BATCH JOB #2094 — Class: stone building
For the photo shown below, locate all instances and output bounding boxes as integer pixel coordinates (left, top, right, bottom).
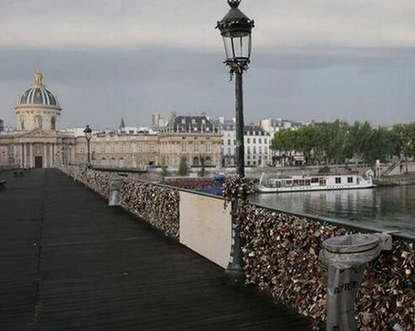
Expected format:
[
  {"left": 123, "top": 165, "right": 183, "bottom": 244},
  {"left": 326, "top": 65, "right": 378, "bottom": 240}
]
[
  {"left": 159, "top": 115, "right": 222, "bottom": 169},
  {"left": 0, "top": 69, "right": 63, "bottom": 168},
  {"left": 218, "top": 119, "right": 272, "bottom": 167},
  {"left": 0, "top": 71, "right": 223, "bottom": 171},
  {"left": 260, "top": 118, "right": 304, "bottom": 137},
  {"left": 74, "top": 132, "right": 159, "bottom": 169}
]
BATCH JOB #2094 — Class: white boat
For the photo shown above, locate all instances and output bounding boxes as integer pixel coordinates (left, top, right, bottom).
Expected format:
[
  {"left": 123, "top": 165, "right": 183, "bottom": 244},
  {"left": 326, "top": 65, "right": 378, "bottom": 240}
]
[{"left": 258, "top": 171, "right": 375, "bottom": 193}]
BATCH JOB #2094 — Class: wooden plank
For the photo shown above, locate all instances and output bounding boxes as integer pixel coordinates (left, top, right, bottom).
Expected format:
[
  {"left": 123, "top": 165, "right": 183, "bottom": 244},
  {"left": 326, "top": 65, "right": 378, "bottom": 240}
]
[{"left": 0, "top": 169, "right": 310, "bottom": 331}]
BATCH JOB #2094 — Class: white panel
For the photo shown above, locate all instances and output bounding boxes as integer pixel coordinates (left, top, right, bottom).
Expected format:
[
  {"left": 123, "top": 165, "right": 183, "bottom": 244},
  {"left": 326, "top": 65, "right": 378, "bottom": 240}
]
[{"left": 179, "top": 191, "right": 232, "bottom": 269}]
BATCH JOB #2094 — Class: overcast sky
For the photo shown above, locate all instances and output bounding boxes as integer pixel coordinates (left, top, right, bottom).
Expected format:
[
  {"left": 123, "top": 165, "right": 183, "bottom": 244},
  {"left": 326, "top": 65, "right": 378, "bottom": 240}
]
[{"left": 0, "top": 0, "right": 414, "bottom": 129}]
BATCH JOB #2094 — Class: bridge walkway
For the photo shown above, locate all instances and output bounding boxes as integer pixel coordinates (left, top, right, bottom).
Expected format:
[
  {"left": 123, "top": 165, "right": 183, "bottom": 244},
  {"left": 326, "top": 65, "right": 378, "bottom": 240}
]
[{"left": 0, "top": 169, "right": 310, "bottom": 331}]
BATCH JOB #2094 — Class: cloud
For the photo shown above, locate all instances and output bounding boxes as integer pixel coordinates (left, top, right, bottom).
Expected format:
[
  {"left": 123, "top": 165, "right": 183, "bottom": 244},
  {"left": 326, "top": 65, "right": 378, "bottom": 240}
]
[
  {"left": 0, "top": 0, "right": 414, "bottom": 51},
  {"left": 0, "top": 1, "right": 414, "bottom": 129}
]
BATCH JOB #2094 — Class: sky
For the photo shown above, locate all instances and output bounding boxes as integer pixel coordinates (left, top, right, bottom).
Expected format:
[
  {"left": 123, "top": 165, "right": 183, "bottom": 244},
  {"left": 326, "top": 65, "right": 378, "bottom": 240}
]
[{"left": 0, "top": 0, "right": 414, "bottom": 129}]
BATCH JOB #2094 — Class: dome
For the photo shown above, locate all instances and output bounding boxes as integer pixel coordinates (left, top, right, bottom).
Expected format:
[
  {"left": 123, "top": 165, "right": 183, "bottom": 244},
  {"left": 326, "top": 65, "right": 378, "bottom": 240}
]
[{"left": 16, "top": 69, "right": 60, "bottom": 108}]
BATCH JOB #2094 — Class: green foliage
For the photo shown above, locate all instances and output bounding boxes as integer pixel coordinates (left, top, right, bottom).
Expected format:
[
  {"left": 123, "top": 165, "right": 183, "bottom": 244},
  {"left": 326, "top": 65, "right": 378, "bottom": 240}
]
[
  {"left": 271, "top": 129, "right": 296, "bottom": 155},
  {"left": 198, "top": 156, "right": 206, "bottom": 178},
  {"left": 270, "top": 120, "right": 415, "bottom": 166},
  {"left": 364, "top": 128, "right": 397, "bottom": 164},
  {"left": 160, "top": 158, "right": 168, "bottom": 178},
  {"left": 178, "top": 157, "right": 188, "bottom": 176},
  {"left": 392, "top": 123, "right": 415, "bottom": 159},
  {"left": 345, "top": 121, "right": 372, "bottom": 160}
]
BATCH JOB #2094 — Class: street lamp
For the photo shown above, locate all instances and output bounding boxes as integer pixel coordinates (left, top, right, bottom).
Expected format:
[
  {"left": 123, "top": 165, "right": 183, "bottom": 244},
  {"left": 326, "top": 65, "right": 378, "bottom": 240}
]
[
  {"left": 84, "top": 125, "right": 92, "bottom": 165},
  {"left": 217, "top": 0, "right": 254, "bottom": 284}
]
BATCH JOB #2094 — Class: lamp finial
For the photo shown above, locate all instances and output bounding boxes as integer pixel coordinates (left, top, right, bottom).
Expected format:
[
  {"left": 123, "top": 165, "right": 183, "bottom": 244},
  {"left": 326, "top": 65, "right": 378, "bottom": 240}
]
[{"left": 228, "top": 0, "right": 241, "bottom": 9}]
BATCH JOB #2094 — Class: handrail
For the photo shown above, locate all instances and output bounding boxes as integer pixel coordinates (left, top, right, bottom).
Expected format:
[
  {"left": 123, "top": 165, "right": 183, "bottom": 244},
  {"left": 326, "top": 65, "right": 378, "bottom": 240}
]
[{"left": 63, "top": 166, "right": 415, "bottom": 243}]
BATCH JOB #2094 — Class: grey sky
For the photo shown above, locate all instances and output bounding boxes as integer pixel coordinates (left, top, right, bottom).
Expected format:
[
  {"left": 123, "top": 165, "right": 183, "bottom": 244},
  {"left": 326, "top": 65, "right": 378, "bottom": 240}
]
[{"left": 0, "top": 0, "right": 414, "bottom": 128}]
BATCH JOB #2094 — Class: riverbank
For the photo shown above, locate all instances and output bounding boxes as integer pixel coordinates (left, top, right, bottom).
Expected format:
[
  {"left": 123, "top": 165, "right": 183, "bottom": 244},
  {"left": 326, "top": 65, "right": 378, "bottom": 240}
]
[{"left": 376, "top": 174, "right": 415, "bottom": 186}]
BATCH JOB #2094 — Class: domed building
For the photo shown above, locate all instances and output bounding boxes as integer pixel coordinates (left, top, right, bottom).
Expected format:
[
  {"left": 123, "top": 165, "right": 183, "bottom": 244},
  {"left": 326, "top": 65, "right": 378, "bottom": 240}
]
[
  {"left": 0, "top": 69, "right": 70, "bottom": 168},
  {"left": 15, "top": 69, "right": 61, "bottom": 132}
]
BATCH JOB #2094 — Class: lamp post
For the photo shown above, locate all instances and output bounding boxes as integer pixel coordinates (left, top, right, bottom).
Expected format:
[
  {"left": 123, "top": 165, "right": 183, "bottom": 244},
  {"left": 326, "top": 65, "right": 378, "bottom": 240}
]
[
  {"left": 83, "top": 125, "right": 92, "bottom": 165},
  {"left": 217, "top": 0, "right": 254, "bottom": 284}
]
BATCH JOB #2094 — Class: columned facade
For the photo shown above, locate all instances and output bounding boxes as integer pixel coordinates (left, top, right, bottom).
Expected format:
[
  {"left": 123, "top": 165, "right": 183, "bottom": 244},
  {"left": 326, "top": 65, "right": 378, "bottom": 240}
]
[{"left": 0, "top": 69, "right": 63, "bottom": 169}]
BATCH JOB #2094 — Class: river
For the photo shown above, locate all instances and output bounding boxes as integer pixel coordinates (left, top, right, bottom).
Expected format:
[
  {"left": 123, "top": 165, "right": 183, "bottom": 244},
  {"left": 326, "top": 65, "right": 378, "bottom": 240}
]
[{"left": 251, "top": 185, "right": 415, "bottom": 235}]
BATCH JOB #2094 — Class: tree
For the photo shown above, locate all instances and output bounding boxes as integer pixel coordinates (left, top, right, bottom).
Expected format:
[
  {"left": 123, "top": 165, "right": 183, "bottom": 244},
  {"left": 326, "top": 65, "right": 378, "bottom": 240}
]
[
  {"left": 271, "top": 129, "right": 296, "bottom": 155},
  {"left": 364, "top": 128, "right": 396, "bottom": 164},
  {"left": 345, "top": 121, "right": 372, "bottom": 163},
  {"left": 161, "top": 158, "right": 169, "bottom": 178},
  {"left": 294, "top": 125, "right": 317, "bottom": 163},
  {"left": 392, "top": 123, "right": 415, "bottom": 173},
  {"left": 271, "top": 129, "right": 297, "bottom": 165},
  {"left": 198, "top": 156, "right": 206, "bottom": 177},
  {"left": 314, "top": 121, "right": 349, "bottom": 165},
  {"left": 178, "top": 157, "right": 188, "bottom": 176}
]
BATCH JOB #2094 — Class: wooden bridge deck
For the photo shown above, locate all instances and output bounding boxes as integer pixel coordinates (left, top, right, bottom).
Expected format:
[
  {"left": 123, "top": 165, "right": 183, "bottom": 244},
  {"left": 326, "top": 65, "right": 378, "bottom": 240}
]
[{"left": 0, "top": 169, "right": 310, "bottom": 331}]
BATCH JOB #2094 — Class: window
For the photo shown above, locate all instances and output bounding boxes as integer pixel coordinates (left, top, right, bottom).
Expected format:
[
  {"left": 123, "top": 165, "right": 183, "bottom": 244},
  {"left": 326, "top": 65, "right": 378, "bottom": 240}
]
[
  {"left": 247, "top": 138, "right": 250, "bottom": 143},
  {"left": 206, "top": 142, "right": 211, "bottom": 152},
  {"left": 194, "top": 142, "right": 199, "bottom": 152},
  {"left": 253, "top": 138, "right": 256, "bottom": 144},
  {"left": 227, "top": 139, "right": 231, "bottom": 145},
  {"left": 259, "top": 138, "right": 262, "bottom": 144},
  {"left": 259, "top": 147, "right": 262, "bottom": 154},
  {"left": 181, "top": 142, "right": 186, "bottom": 152},
  {"left": 138, "top": 143, "right": 144, "bottom": 153},
  {"left": 20, "top": 116, "right": 26, "bottom": 130},
  {"left": 34, "top": 115, "right": 43, "bottom": 129},
  {"left": 335, "top": 177, "right": 341, "bottom": 184},
  {"left": 51, "top": 117, "right": 56, "bottom": 130},
  {"left": 247, "top": 147, "right": 251, "bottom": 155},
  {"left": 348, "top": 177, "right": 353, "bottom": 183}
]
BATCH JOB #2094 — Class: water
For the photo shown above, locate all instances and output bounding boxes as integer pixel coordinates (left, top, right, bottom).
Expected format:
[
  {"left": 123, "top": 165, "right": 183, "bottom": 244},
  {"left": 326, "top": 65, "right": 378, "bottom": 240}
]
[{"left": 251, "top": 185, "right": 415, "bottom": 235}]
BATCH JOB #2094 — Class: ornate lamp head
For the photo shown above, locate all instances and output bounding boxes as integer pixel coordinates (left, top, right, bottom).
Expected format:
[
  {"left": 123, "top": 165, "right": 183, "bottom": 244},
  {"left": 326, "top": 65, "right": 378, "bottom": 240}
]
[{"left": 217, "top": 0, "right": 254, "bottom": 73}]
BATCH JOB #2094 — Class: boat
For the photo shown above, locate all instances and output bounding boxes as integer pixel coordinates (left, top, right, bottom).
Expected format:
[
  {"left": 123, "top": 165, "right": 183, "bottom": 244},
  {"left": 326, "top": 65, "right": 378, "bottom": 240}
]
[{"left": 258, "top": 170, "right": 375, "bottom": 193}]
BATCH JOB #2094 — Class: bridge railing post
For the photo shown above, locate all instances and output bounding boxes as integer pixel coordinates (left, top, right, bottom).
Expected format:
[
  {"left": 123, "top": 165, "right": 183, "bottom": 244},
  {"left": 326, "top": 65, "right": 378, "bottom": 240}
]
[{"left": 109, "top": 177, "right": 122, "bottom": 207}]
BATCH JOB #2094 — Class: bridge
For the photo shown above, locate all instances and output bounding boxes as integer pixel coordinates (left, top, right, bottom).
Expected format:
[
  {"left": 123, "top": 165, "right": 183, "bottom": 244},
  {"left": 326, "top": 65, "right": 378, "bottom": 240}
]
[{"left": 0, "top": 169, "right": 309, "bottom": 330}]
